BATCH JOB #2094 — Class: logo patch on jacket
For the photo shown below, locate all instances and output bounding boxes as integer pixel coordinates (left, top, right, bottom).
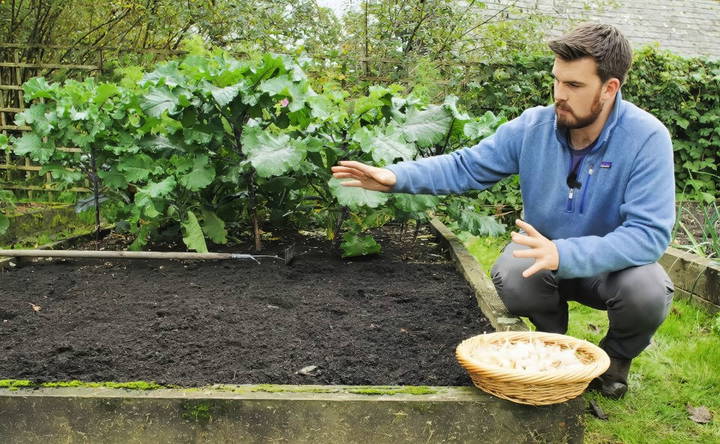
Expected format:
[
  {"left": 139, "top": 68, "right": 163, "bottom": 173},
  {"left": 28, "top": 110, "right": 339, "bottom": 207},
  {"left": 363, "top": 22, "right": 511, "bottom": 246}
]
[{"left": 600, "top": 161, "right": 612, "bottom": 169}]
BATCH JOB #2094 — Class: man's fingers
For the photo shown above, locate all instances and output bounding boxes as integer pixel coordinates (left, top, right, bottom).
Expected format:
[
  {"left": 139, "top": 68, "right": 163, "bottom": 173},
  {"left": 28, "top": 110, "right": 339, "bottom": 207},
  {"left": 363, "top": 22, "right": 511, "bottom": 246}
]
[
  {"left": 331, "top": 165, "right": 362, "bottom": 174},
  {"left": 511, "top": 231, "right": 541, "bottom": 248},
  {"left": 332, "top": 161, "right": 396, "bottom": 191},
  {"left": 515, "top": 219, "right": 540, "bottom": 237},
  {"left": 331, "top": 170, "right": 362, "bottom": 180},
  {"left": 512, "top": 248, "right": 541, "bottom": 259},
  {"left": 337, "top": 179, "right": 364, "bottom": 187},
  {"left": 338, "top": 160, "right": 373, "bottom": 173},
  {"left": 522, "top": 262, "right": 544, "bottom": 278}
]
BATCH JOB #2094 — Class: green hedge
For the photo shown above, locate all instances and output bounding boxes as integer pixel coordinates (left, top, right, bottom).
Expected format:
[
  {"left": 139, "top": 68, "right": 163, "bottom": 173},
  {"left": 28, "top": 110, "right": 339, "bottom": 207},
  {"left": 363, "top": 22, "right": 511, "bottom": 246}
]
[{"left": 461, "top": 47, "right": 720, "bottom": 202}]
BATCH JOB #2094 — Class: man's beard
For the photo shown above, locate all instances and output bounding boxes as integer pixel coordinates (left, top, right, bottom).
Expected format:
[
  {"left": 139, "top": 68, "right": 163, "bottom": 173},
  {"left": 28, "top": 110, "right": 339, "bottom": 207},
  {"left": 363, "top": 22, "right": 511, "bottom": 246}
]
[{"left": 555, "top": 90, "right": 603, "bottom": 130}]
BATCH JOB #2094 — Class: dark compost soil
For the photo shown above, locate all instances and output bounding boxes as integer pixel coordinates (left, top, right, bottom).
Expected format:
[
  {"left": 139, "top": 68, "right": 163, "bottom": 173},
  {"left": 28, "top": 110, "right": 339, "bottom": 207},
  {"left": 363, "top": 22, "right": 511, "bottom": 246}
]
[{"left": 0, "top": 226, "right": 493, "bottom": 387}]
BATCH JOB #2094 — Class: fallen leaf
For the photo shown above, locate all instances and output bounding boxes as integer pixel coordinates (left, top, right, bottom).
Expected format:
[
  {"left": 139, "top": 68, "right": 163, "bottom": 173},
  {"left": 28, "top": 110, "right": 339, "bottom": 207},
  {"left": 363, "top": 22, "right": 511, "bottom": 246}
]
[
  {"left": 29, "top": 303, "right": 41, "bottom": 312},
  {"left": 686, "top": 404, "right": 713, "bottom": 424},
  {"left": 588, "top": 399, "right": 608, "bottom": 420},
  {"left": 296, "top": 365, "right": 320, "bottom": 376}
]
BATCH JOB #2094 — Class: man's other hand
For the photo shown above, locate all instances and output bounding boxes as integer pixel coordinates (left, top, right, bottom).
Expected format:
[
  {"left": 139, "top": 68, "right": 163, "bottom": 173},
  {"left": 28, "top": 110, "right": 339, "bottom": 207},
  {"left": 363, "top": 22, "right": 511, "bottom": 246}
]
[
  {"left": 331, "top": 160, "right": 397, "bottom": 192},
  {"left": 510, "top": 219, "right": 560, "bottom": 278}
]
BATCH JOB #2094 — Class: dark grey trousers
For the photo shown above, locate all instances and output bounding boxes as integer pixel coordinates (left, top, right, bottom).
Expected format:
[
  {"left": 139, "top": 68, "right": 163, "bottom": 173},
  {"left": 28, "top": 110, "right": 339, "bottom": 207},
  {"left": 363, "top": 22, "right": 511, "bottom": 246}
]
[{"left": 491, "top": 242, "right": 674, "bottom": 360}]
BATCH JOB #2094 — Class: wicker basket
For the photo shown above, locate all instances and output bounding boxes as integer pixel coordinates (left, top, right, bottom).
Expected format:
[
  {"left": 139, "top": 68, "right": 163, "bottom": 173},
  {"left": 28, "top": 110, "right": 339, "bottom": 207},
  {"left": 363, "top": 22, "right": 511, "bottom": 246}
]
[{"left": 456, "top": 331, "right": 610, "bottom": 406}]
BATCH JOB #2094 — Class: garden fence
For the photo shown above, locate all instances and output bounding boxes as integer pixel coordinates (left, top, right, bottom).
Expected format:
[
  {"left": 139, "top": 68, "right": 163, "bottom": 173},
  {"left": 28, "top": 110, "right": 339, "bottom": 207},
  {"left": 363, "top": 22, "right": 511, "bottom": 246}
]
[{"left": 0, "top": 43, "right": 183, "bottom": 201}]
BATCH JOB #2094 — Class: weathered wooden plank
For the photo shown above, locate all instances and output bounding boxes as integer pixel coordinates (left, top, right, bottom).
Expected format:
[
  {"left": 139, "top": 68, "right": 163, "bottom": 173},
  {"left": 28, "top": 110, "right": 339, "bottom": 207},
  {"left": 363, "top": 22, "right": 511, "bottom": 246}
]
[
  {"left": 660, "top": 247, "right": 720, "bottom": 306},
  {"left": 0, "top": 164, "right": 42, "bottom": 172},
  {"left": 0, "top": 62, "right": 99, "bottom": 70},
  {"left": 0, "top": 42, "right": 185, "bottom": 54},
  {"left": 0, "top": 184, "right": 89, "bottom": 192},
  {"left": 0, "top": 124, "right": 30, "bottom": 131}
]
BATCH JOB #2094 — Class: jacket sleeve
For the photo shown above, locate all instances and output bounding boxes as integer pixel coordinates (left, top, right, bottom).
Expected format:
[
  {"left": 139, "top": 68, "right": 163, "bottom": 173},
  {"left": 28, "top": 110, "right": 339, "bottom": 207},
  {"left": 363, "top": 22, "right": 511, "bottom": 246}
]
[
  {"left": 553, "top": 128, "right": 675, "bottom": 278},
  {"left": 385, "top": 113, "right": 526, "bottom": 195}
]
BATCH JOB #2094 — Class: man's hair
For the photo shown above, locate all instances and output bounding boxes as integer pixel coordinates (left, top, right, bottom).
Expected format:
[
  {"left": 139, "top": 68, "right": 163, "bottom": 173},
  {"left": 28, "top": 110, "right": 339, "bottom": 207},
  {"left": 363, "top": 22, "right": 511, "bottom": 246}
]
[{"left": 548, "top": 23, "right": 632, "bottom": 85}]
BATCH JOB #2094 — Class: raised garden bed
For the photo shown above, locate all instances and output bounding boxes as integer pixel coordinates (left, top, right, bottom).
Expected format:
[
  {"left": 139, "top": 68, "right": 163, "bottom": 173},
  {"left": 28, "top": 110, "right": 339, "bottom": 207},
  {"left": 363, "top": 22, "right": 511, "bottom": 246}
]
[
  {"left": 0, "top": 219, "right": 584, "bottom": 443},
  {"left": 660, "top": 247, "right": 720, "bottom": 313}
]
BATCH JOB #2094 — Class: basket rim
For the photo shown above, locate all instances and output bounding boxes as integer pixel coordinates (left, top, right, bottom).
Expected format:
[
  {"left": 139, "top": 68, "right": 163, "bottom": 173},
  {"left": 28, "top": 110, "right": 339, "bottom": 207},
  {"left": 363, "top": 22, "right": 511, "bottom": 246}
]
[{"left": 455, "top": 331, "right": 611, "bottom": 383}]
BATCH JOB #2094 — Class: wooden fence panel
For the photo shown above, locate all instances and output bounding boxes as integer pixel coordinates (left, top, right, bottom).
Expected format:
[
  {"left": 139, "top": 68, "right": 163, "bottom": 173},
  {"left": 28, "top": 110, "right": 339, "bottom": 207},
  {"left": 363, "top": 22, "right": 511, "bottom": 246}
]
[{"left": 0, "top": 44, "right": 183, "bottom": 201}]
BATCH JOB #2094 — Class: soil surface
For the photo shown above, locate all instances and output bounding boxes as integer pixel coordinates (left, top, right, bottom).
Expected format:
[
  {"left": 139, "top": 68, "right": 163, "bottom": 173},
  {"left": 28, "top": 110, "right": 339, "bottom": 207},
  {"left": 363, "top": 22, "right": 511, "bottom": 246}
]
[{"left": 0, "top": 225, "right": 493, "bottom": 387}]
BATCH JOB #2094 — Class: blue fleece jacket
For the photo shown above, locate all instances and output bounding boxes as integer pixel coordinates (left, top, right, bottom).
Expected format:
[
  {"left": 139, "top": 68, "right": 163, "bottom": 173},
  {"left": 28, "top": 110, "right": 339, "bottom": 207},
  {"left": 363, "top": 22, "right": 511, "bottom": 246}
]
[{"left": 387, "top": 92, "right": 675, "bottom": 279}]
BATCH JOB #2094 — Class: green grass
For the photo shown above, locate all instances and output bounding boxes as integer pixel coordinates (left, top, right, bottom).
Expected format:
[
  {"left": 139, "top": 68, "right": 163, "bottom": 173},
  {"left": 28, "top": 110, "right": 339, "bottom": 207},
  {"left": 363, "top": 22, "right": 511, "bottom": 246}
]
[
  {"left": 463, "top": 234, "right": 719, "bottom": 443},
  {"left": 567, "top": 299, "right": 720, "bottom": 443}
]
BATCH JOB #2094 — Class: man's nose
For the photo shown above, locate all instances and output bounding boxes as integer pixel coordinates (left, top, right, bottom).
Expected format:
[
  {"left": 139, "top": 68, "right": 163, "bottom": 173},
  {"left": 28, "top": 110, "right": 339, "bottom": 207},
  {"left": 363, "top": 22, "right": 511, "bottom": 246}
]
[{"left": 554, "top": 85, "right": 568, "bottom": 102}]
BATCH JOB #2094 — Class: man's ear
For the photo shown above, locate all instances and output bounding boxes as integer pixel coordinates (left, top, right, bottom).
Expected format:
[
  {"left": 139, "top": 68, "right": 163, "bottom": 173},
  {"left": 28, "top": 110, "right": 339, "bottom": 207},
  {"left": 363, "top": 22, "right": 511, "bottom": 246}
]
[{"left": 603, "top": 78, "right": 621, "bottom": 100}]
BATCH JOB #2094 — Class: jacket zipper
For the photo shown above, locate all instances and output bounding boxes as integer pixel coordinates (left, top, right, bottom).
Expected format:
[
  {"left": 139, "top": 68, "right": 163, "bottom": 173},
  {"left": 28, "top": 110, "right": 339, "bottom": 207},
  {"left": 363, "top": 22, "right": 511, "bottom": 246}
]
[
  {"left": 565, "top": 155, "right": 585, "bottom": 213},
  {"left": 579, "top": 165, "right": 594, "bottom": 214}
]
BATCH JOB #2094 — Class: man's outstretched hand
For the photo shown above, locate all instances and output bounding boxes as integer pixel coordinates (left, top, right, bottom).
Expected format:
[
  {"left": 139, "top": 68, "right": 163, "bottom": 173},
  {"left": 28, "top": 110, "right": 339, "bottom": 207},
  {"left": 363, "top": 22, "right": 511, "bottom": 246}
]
[
  {"left": 511, "top": 219, "right": 560, "bottom": 278},
  {"left": 331, "top": 160, "right": 397, "bottom": 192}
]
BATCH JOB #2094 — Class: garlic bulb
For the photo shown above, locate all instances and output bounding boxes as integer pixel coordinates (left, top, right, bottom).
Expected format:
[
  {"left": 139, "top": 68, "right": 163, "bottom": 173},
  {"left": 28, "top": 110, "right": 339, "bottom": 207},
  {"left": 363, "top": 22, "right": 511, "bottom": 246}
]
[{"left": 468, "top": 339, "right": 586, "bottom": 372}]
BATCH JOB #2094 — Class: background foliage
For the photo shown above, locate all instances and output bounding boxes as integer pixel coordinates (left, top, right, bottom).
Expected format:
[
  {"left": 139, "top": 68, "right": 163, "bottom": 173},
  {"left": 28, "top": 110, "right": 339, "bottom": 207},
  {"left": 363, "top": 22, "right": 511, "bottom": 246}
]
[
  {"left": 9, "top": 46, "right": 508, "bottom": 253},
  {"left": 1, "top": 0, "right": 718, "bottom": 246}
]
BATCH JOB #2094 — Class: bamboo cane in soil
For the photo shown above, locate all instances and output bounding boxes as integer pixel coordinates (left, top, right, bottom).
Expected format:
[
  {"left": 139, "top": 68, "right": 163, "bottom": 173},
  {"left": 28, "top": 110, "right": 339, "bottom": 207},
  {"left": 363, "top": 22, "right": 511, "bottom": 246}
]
[{"left": 0, "top": 246, "right": 295, "bottom": 264}]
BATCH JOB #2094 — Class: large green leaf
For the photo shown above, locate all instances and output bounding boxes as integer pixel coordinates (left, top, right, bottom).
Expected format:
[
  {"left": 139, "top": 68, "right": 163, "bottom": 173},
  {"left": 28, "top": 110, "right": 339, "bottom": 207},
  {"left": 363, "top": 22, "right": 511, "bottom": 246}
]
[
  {"left": 140, "top": 135, "right": 184, "bottom": 153},
  {"left": 464, "top": 111, "right": 506, "bottom": 140},
  {"left": 117, "top": 154, "right": 154, "bottom": 182},
  {"left": 39, "top": 165, "right": 83, "bottom": 184},
  {"left": 328, "top": 177, "right": 389, "bottom": 210},
  {"left": 134, "top": 177, "right": 175, "bottom": 219},
  {"left": 69, "top": 107, "right": 91, "bottom": 121},
  {"left": 443, "top": 95, "right": 471, "bottom": 121},
  {"left": 353, "top": 96, "right": 385, "bottom": 116},
  {"left": 205, "top": 82, "right": 243, "bottom": 107},
  {"left": 182, "top": 210, "right": 208, "bottom": 253},
  {"left": 401, "top": 105, "right": 452, "bottom": 147},
  {"left": 13, "top": 133, "right": 55, "bottom": 163},
  {"left": 140, "top": 176, "right": 176, "bottom": 198},
  {"left": 94, "top": 83, "right": 120, "bottom": 105},
  {"left": 258, "top": 75, "right": 312, "bottom": 111},
  {"left": 340, "top": 232, "right": 381, "bottom": 257},
  {"left": 307, "top": 94, "right": 340, "bottom": 121},
  {"left": 178, "top": 154, "right": 215, "bottom": 191},
  {"left": 183, "top": 127, "right": 213, "bottom": 145},
  {"left": 456, "top": 210, "right": 506, "bottom": 237},
  {"left": 241, "top": 127, "right": 304, "bottom": 178},
  {"left": 259, "top": 75, "right": 294, "bottom": 96},
  {"left": 15, "top": 105, "right": 53, "bottom": 136},
  {"left": 141, "top": 62, "right": 186, "bottom": 88},
  {"left": 22, "top": 77, "right": 55, "bottom": 100},
  {"left": 393, "top": 194, "right": 440, "bottom": 214},
  {"left": 352, "top": 126, "right": 415, "bottom": 165},
  {"left": 249, "top": 53, "right": 285, "bottom": 85},
  {"left": 141, "top": 86, "right": 180, "bottom": 117},
  {"left": 97, "top": 168, "right": 128, "bottom": 189},
  {"left": 201, "top": 209, "right": 227, "bottom": 244}
]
